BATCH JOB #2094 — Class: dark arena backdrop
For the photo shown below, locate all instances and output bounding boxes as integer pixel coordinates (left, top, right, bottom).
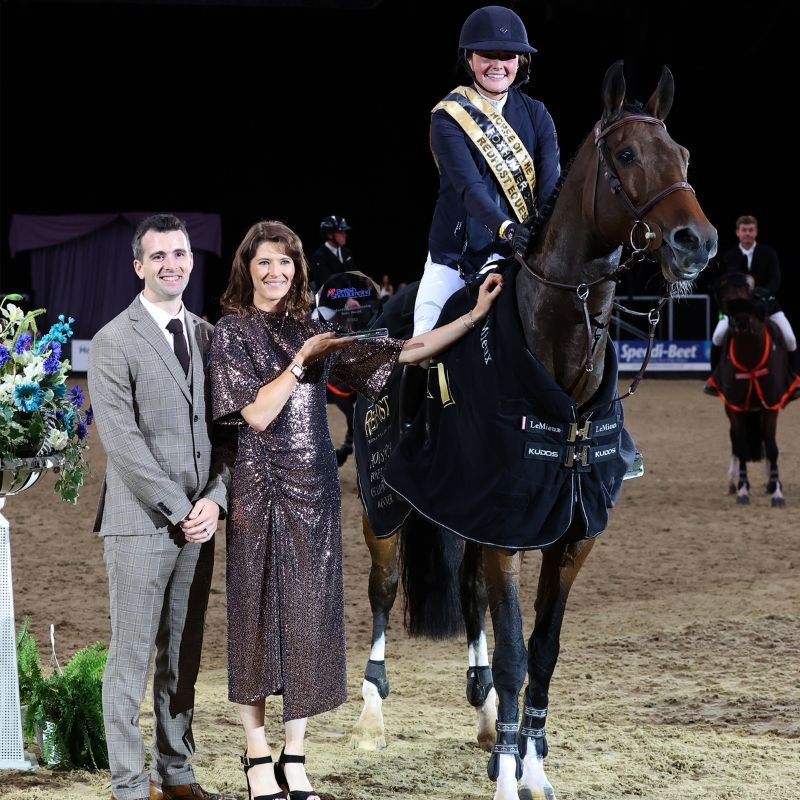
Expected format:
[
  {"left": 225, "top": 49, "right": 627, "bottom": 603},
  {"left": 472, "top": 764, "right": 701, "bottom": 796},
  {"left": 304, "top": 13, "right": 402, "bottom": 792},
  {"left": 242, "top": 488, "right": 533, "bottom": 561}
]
[{"left": 0, "top": 0, "right": 797, "bottom": 350}]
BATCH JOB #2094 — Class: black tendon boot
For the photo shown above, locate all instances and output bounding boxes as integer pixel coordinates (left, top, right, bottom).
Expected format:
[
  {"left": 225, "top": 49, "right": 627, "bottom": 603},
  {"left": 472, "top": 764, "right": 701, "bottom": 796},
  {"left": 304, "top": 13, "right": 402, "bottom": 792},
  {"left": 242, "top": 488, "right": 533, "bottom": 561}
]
[
  {"left": 518, "top": 703, "right": 548, "bottom": 760},
  {"left": 487, "top": 721, "right": 523, "bottom": 781}
]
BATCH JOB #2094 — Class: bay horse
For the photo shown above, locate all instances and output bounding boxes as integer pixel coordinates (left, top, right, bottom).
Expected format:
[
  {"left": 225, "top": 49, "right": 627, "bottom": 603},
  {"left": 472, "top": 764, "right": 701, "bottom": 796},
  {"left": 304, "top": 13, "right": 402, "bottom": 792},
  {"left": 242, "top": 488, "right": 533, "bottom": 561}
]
[
  {"left": 705, "top": 271, "right": 799, "bottom": 506},
  {"left": 352, "top": 61, "right": 717, "bottom": 800}
]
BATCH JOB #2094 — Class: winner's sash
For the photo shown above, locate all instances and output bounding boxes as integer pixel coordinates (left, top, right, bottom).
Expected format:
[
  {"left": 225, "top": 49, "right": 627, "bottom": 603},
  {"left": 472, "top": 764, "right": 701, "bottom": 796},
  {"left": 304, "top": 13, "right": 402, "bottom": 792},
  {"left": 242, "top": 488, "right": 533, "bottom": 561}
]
[{"left": 432, "top": 86, "right": 536, "bottom": 223}]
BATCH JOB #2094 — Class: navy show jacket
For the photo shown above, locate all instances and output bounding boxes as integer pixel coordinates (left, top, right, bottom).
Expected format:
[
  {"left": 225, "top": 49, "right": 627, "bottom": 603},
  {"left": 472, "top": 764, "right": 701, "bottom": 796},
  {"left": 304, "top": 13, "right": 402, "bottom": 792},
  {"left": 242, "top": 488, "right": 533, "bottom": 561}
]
[{"left": 428, "top": 86, "right": 560, "bottom": 275}]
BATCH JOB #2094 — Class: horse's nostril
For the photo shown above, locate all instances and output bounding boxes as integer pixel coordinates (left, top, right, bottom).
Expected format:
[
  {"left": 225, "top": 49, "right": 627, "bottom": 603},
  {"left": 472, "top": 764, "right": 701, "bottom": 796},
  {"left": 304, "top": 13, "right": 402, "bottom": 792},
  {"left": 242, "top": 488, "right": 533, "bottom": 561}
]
[{"left": 672, "top": 226, "right": 701, "bottom": 251}]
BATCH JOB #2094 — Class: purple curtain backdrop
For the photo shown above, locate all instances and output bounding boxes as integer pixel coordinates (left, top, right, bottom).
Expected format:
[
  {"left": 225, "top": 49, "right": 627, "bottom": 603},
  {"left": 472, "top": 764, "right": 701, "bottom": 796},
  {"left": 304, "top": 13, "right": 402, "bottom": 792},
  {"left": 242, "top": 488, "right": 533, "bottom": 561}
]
[{"left": 9, "top": 212, "right": 221, "bottom": 339}]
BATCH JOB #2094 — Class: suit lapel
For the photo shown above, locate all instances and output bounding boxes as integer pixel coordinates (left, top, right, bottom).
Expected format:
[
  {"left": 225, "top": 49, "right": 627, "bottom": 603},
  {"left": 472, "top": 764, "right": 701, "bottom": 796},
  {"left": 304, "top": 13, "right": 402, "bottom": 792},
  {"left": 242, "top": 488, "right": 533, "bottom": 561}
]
[
  {"left": 187, "top": 314, "right": 206, "bottom": 408},
  {"left": 128, "top": 297, "right": 192, "bottom": 403}
]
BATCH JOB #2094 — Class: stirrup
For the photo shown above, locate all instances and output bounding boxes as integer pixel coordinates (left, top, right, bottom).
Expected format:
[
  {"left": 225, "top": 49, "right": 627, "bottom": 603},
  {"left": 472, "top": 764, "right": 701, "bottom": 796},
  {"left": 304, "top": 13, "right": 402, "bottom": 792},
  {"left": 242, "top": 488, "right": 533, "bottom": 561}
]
[{"left": 623, "top": 449, "right": 644, "bottom": 480}]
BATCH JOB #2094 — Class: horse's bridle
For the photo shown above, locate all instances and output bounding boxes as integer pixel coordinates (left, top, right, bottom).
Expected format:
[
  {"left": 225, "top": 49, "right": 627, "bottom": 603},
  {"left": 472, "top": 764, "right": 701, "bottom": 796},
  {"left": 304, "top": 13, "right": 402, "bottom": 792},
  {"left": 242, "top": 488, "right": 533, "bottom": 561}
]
[{"left": 513, "top": 112, "right": 696, "bottom": 395}]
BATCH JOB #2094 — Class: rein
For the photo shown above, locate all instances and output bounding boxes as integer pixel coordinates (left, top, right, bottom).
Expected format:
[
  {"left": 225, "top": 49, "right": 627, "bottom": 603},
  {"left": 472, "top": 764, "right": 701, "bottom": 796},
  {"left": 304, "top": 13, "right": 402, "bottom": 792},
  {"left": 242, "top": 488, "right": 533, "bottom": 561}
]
[{"left": 513, "top": 112, "right": 693, "bottom": 397}]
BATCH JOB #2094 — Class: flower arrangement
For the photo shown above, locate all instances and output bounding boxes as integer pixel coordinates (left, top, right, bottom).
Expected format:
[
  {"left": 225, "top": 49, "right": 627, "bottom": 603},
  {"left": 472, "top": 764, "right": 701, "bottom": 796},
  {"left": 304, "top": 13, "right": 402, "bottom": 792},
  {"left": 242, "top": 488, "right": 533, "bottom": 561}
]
[{"left": 0, "top": 293, "right": 92, "bottom": 503}]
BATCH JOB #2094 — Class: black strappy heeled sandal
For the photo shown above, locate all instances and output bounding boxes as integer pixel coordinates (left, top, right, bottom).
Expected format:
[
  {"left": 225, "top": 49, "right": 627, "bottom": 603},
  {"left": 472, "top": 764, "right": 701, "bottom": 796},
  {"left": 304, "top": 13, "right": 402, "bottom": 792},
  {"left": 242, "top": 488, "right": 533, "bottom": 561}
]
[
  {"left": 273, "top": 750, "right": 320, "bottom": 800},
  {"left": 241, "top": 751, "right": 287, "bottom": 800}
]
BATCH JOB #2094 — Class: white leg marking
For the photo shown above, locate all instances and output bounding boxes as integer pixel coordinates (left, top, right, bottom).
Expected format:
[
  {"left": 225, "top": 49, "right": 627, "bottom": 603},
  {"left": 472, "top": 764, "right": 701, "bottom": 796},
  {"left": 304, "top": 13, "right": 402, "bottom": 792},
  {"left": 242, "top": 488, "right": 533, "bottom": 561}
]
[
  {"left": 369, "top": 633, "right": 385, "bottom": 662},
  {"left": 521, "top": 747, "right": 557, "bottom": 799},
  {"left": 493, "top": 753, "right": 522, "bottom": 800},
  {"left": 349, "top": 679, "right": 386, "bottom": 750}
]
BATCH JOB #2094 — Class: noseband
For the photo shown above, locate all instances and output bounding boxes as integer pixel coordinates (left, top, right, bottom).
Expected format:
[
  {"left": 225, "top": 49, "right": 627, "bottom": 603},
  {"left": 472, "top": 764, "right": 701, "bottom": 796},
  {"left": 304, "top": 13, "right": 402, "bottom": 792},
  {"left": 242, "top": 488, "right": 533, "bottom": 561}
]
[{"left": 514, "top": 113, "right": 696, "bottom": 393}]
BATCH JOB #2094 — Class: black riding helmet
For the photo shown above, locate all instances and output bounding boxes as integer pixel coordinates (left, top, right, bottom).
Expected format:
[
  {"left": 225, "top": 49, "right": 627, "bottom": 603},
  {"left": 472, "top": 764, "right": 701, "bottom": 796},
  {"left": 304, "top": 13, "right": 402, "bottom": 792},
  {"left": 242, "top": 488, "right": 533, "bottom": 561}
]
[
  {"left": 458, "top": 5, "right": 536, "bottom": 88},
  {"left": 320, "top": 215, "right": 352, "bottom": 237}
]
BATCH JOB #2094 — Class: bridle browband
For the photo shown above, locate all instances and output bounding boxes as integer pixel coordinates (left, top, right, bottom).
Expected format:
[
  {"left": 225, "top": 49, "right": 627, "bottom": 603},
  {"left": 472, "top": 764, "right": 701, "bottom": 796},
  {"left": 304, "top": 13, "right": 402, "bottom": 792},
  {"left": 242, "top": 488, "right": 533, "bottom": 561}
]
[{"left": 513, "top": 112, "right": 696, "bottom": 397}]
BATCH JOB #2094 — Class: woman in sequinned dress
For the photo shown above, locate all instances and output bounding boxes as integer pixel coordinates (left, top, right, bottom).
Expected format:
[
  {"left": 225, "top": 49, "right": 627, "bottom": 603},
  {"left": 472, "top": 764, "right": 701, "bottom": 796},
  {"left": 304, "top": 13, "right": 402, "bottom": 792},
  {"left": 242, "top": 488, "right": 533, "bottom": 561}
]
[{"left": 210, "top": 220, "right": 502, "bottom": 800}]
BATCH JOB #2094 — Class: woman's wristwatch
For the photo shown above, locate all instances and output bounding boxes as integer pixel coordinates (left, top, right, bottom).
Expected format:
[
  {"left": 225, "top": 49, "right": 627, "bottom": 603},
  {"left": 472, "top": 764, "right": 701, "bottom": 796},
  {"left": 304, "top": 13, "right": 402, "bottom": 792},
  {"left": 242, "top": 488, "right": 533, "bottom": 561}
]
[{"left": 289, "top": 362, "right": 306, "bottom": 380}]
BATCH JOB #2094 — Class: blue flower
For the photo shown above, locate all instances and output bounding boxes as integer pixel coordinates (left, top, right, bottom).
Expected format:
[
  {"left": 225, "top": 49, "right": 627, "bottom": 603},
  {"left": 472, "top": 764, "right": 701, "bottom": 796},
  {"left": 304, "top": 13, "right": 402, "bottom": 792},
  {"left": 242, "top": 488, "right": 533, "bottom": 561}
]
[
  {"left": 35, "top": 337, "right": 63, "bottom": 359},
  {"left": 0, "top": 345, "right": 9, "bottom": 367},
  {"left": 43, "top": 353, "right": 61, "bottom": 374},
  {"left": 13, "top": 333, "right": 32, "bottom": 354},
  {"left": 76, "top": 421, "right": 88, "bottom": 440},
  {"left": 13, "top": 383, "right": 45, "bottom": 412},
  {"left": 63, "top": 409, "right": 77, "bottom": 431},
  {"left": 85, "top": 404, "right": 94, "bottom": 425},
  {"left": 46, "top": 316, "right": 75, "bottom": 344},
  {"left": 52, "top": 383, "right": 67, "bottom": 399},
  {"left": 68, "top": 385, "right": 84, "bottom": 408}
]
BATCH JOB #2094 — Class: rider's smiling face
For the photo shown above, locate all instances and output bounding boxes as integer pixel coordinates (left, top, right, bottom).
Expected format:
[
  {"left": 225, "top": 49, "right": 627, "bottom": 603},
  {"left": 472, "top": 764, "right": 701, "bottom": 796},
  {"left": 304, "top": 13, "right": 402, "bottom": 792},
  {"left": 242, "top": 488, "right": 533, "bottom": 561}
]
[{"left": 469, "top": 51, "right": 519, "bottom": 98}]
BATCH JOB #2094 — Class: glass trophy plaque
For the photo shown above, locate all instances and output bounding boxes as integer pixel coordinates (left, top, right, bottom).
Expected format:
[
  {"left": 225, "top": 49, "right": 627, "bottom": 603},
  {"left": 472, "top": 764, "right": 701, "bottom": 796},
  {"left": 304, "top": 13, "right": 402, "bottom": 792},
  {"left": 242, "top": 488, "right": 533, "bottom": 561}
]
[{"left": 313, "top": 271, "right": 389, "bottom": 339}]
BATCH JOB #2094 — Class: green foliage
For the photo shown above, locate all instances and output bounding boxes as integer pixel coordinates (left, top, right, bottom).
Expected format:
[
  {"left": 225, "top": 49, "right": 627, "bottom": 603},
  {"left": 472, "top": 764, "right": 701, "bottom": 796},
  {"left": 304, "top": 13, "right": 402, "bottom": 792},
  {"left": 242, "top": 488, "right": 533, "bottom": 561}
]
[
  {"left": 15, "top": 615, "right": 42, "bottom": 706},
  {"left": 20, "top": 627, "right": 109, "bottom": 771}
]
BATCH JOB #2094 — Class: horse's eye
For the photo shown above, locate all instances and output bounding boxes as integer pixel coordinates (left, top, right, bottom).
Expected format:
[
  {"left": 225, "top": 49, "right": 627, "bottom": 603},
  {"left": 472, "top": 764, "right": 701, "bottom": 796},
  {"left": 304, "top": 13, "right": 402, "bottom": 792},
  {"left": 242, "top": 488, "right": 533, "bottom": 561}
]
[{"left": 615, "top": 148, "right": 636, "bottom": 165}]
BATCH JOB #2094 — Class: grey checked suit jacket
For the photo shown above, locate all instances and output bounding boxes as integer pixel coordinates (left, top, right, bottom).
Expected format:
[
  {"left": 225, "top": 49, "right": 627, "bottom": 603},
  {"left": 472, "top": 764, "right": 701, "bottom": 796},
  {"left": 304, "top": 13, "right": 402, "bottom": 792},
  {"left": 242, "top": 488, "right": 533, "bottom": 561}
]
[{"left": 89, "top": 296, "right": 229, "bottom": 535}]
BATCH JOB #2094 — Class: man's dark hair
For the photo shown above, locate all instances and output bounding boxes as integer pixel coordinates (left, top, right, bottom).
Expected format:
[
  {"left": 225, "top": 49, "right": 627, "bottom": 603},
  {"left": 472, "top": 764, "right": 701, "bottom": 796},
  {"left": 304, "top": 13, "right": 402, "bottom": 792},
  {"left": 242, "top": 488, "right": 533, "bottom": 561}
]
[{"left": 132, "top": 213, "right": 191, "bottom": 261}]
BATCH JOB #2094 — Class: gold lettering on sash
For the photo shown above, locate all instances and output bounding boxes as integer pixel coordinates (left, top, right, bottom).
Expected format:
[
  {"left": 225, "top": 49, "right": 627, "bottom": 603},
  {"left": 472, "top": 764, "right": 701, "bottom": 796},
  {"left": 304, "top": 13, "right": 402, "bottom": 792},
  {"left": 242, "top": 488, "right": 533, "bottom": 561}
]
[{"left": 432, "top": 86, "right": 537, "bottom": 223}]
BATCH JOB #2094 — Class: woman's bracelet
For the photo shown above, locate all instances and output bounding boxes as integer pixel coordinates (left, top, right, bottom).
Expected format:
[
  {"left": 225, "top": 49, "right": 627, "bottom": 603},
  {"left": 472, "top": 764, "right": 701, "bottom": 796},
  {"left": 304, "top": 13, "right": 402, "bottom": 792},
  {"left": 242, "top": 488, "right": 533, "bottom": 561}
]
[{"left": 461, "top": 310, "right": 476, "bottom": 331}]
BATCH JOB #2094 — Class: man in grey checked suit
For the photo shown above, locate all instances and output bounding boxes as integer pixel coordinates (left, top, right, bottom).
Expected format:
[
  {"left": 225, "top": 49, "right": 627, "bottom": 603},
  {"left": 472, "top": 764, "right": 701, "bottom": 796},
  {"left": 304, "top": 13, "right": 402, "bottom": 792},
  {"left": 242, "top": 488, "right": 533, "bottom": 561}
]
[{"left": 88, "top": 214, "right": 233, "bottom": 800}]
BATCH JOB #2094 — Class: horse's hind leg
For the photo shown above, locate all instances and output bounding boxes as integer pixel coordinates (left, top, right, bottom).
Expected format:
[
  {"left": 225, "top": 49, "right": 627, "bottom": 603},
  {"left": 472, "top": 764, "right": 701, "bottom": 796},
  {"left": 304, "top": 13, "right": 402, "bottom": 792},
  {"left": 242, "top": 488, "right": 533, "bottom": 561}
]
[
  {"left": 762, "top": 411, "right": 785, "bottom": 507},
  {"left": 482, "top": 548, "right": 527, "bottom": 800},
  {"left": 519, "top": 534, "right": 596, "bottom": 800},
  {"left": 350, "top": 515, "right": 398, "bottom": 750},
  {"left": 461, "top": 542, "right": 497, "bottom": 752}
]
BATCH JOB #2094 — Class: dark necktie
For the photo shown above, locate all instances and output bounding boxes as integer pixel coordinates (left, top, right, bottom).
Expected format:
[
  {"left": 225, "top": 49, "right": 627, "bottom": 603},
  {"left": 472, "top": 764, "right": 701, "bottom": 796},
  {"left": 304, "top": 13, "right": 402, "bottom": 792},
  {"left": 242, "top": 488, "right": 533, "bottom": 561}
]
[{"left": 166, "top": 318, "right": 190, "bottom": 376}]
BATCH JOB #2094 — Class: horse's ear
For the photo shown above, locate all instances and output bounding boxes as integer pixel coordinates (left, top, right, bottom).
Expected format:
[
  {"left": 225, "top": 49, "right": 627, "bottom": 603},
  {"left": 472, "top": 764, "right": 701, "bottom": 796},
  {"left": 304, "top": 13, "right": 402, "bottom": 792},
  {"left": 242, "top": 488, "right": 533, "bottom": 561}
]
[
  {"left": 601, "top": 60, "right": 626, "bottom": 124},
  {"left": 645, "top": 66, "right": 674, "bottom": 120}
]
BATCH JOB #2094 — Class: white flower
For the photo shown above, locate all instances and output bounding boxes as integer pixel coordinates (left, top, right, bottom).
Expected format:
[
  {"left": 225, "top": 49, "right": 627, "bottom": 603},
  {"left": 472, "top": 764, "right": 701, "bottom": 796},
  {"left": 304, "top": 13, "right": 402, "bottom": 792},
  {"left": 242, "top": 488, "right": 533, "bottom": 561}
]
[
  {"left": 46, "top": 428, "right": 69, "bottom": 451},
  {"left": 2, "top": 303, "right": 24, "bottom": 323},
  {"left": 22, "top": 360, "right": 44, "bottom": 382}
]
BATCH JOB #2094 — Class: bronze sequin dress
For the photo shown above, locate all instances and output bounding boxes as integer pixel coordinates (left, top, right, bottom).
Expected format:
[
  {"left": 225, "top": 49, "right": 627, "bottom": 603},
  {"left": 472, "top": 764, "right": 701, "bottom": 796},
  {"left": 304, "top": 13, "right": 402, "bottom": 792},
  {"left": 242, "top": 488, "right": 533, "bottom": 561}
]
[{"left": 210, "top": 310, "right": 402, "bottom": 720}]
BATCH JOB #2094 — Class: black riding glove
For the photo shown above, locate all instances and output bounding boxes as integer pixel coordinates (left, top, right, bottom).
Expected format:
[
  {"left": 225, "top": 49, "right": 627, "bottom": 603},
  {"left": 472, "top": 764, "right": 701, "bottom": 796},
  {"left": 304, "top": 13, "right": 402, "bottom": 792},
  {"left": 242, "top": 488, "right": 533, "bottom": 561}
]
[{"left": 502, "top": 221, "right": 531, "bottom": 257}]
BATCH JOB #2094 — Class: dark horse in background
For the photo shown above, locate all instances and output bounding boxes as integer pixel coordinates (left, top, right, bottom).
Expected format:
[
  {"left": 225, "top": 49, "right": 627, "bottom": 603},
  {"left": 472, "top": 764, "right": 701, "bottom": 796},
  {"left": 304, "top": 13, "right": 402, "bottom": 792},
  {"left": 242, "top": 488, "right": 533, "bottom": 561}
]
[
  {"left": 352, "top": 61, "right": 717, "bottom": 800},
  {"left": 705, "top": 272, "right": 799, "bottom": 506}
]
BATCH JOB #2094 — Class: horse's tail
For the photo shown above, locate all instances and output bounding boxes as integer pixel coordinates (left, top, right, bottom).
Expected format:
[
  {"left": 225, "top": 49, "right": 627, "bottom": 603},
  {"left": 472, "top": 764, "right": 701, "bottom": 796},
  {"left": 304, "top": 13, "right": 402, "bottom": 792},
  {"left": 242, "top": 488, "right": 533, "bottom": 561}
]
[
  {"left": 399, "top": 511, "right": 465, "bottom": 639},
  {"left": 743, "top": 412, "right": 765, "bottom": 462}
]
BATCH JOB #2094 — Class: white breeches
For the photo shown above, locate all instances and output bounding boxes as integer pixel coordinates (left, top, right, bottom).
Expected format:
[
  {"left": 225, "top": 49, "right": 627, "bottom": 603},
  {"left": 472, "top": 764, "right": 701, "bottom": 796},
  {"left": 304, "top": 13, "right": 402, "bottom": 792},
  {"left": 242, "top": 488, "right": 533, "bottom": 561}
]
[
  {"left": 712, "top": 312, "right": 797, "bottom": 351},
  {"left": 412, "top": 252, "right": 503, "bottom": 336}
]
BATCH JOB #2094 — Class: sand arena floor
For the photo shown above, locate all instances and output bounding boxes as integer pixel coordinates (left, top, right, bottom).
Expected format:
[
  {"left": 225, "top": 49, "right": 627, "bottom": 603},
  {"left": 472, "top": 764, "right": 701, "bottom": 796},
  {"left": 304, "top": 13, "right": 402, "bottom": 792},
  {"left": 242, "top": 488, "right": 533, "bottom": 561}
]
[{"left": 1, "top": 376, "right": 799, "bottom": 800}]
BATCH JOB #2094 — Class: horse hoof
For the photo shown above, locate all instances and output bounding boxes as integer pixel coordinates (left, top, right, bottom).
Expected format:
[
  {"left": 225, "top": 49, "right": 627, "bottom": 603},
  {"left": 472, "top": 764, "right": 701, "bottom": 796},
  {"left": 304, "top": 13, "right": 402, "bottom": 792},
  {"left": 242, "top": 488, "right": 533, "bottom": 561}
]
[
  {"left": 477, "top": 728, "right": 496, "bottom": 753},
  {"left": 736, "top": 495, "right": 750, "bottom": 505},
  {"left": 728, "top": 484, "right": 737, "bottom": 495},
  {"left": 771, "top": 497, "right": 786, "bottom": 508},
  {"left": 518, "top": 789, "right": 557, "bottom": 800},
  {"left": 349, "top": 731, "right": 387, "bottom": 751}
]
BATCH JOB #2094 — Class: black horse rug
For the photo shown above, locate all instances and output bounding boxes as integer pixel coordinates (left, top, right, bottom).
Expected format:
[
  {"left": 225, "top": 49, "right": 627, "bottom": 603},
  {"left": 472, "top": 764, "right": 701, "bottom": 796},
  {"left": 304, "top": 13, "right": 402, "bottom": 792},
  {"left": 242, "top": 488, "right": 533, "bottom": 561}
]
[{"left": 354, "top": 264, "right": 637, "bottom": 550}]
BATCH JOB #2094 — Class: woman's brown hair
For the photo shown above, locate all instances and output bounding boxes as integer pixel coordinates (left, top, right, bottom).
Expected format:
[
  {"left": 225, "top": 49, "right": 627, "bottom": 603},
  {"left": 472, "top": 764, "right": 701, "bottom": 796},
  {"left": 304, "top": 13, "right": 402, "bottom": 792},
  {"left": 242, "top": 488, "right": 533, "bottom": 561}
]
[{"left": 220, "top": 219, "right": 311, "bottom": 318}]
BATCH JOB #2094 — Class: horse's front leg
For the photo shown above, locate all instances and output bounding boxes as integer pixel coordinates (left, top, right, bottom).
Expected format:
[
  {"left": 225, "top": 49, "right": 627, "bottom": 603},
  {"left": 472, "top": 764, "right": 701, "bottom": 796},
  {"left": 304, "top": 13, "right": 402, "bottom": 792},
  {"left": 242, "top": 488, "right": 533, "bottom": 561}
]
[
  {"left": 461, "top": 542, "right": 497, "bottom": 752},
  {"left": 727, "top": 452, "right": 739, "bottom": 495},
  {"left": 350, "top": 515, "right": 398, "bottom": 750},
  {"left": 762, "top": 410, "right": 785, "bottom": 507},
  {"left": 519, "top": 533, "right": 595, "bottom": 800},
  {"left": 727, "top": 410, "right": 751, "bottom": 504},
  {"left": 483, "top": 548, "right": 526, "bottom": 800}
]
